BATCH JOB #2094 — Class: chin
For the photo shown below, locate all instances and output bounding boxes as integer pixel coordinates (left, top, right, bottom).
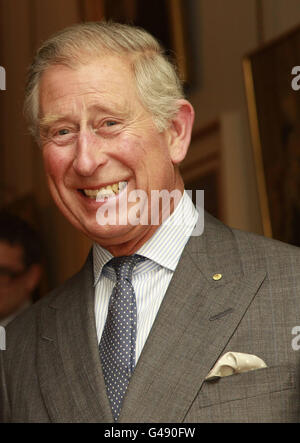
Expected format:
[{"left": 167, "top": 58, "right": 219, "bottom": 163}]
[{"left": 83, "top": 222, "right": 137, "bottom": 244}]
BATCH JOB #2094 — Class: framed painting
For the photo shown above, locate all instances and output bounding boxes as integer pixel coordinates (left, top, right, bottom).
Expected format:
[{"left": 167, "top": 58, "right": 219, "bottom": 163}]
[{"left": 243, "top": 24, "right": 300, "bottom": 246}]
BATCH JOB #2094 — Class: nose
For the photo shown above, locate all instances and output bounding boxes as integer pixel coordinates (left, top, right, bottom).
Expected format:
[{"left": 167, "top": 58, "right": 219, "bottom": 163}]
[{"left": 72, "top": 131, "right": 108, "bottom": 176}]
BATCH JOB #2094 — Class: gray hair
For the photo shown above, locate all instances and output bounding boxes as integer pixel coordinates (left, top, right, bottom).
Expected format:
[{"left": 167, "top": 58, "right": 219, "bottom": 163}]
[{"left": 24, "top": 21, "right": 185, "bottom": 139}]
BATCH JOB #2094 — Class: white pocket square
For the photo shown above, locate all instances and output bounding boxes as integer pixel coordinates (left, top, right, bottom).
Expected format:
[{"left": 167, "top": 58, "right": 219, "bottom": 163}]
[{"left": 205, "top": 352, "right": 267, "bottom": 380}]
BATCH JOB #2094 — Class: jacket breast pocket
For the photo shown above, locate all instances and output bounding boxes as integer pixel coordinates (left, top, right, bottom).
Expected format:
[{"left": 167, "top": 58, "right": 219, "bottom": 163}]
[{"left": 197, "top": 364, "right": 295, "bottom": 409}]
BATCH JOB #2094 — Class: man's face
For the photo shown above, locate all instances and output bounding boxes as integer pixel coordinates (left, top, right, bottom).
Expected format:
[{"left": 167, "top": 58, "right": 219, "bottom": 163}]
[
  {"left": 0, "top": 241, "right": 30, "bottom": 320},
  {"left": 39, "top": 56, "right": 183, "bottom": 254}
]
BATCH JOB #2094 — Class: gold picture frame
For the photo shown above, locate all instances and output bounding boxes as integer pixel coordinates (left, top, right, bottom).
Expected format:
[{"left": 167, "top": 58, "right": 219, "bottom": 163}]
[{"left": 243, "top": 24, "right": 300, "bottom": 246}]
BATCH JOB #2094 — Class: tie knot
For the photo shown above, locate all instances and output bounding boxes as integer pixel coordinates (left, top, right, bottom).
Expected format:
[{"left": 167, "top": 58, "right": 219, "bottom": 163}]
[{"left": 109, "top": 254, "right": 144, "bottom": 281}]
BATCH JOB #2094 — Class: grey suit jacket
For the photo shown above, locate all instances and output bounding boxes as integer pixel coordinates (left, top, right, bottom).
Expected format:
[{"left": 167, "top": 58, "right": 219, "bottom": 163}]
[{"left": 1, "top": 213, "right": 300, "bottom": 422}]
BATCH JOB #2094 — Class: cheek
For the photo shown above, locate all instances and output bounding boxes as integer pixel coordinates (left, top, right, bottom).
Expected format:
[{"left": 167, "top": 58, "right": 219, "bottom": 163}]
[
  {"left": 119, "top": 129, "right": 167, "bottom": 161},
  {"left": 115, "top": 135, "right": 145, "bottom": 168},
  {"left": 43, "top": 147, "right": 69, "bottom": 181},
  {"left": 118, "top": 134, "right": 173, "bottom": 187}
]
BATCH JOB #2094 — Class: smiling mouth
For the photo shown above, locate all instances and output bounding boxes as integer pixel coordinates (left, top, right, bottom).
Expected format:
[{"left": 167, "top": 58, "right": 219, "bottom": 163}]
[{"left": 79, "top": 181, "right": 128, "bottom": 200}]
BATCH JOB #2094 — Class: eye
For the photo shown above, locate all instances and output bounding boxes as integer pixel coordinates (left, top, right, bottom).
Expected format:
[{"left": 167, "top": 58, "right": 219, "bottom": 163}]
[
  {"left": 93, "top": 119, "right": 121, "bottom": 137},
  {"left": 105, "top": 121, "right": 118, "bottom": 127},
  {"left": 50, "top": 126, "right": 77, "bottom": 146},
  {"left": 57, "top": 128, "right": 70, "bottom": 136}
]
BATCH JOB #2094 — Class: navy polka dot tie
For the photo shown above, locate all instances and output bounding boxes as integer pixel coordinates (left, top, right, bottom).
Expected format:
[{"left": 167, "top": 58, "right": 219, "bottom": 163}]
[{"left": 99, "top": 255, "right": 144, "bottom": 421}]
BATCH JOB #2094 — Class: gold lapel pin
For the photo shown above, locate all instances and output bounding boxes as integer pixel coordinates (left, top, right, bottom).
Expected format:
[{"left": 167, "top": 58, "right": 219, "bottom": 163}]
[{"left": 213, "top": 273, "right": 222, "bottom": 281}]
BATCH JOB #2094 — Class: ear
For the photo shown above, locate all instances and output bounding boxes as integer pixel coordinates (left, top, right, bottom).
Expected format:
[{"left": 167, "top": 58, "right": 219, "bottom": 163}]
[
  {"left": 24, "top": 264, "right": 43, "bottom": 293},
  {"left": 166, "top": 99, "right": 195, "bottom": 164}
]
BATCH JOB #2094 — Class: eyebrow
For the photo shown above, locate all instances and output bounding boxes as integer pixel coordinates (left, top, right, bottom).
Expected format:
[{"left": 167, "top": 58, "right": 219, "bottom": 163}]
[
  {"left": 39, "top": 114, "right": 71, "bottom": 129},
  {"left": 39, "top": 103, "right": 131, "bottom": 130},
  {"left": 89, "top": 103, "right": 131, "bottom": 120}
]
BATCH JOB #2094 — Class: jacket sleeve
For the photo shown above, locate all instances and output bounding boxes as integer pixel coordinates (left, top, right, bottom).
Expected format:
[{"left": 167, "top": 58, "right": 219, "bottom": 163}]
[{"left": 0, "top": 349, "right": 11, "bottom": 422}]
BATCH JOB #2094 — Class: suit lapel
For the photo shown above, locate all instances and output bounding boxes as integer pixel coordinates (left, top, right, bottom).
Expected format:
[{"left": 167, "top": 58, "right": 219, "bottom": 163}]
[
  {"left": 120, "top": 214, "right": 266, "bottom": 422},
  {"left": 37, "top": 253, "right": 114, "bottom": 423}
]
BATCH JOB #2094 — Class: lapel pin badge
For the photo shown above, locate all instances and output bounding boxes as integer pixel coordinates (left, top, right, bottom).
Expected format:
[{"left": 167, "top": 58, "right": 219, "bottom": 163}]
[{"left": 213, "top": 273, "right": 222, "bottom": 281}]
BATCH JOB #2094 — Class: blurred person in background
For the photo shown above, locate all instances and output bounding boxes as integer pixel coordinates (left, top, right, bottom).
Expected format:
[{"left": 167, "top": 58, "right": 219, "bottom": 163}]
[{"left": 0, "top": 211, "right": 43, "bottom": 326}]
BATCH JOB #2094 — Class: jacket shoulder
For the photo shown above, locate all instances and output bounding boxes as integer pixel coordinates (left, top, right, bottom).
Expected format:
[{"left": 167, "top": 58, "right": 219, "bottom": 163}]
[
  {"left": 231, "top": 225, "right": 300, "bottom": 276},
  {"left": 203, "top": 212, "right": 300, "bottom": 275},
  {"left": 3, "top": 252, "right": 93, "bottom": 357},
  {"left": 232, "top": 226, "right": 300, "bottom": 258}
]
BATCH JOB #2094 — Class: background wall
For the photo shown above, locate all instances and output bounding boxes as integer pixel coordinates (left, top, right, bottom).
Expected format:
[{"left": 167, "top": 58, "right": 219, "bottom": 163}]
[
  {"left": 0, "top": 0, "right": 300, "bottom": 290},
  {"left": 189, "top": 0, "right": 300, "bottom": 234}
]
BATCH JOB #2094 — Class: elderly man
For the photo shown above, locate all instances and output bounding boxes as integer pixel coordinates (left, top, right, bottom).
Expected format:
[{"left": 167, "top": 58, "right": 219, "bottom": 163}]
[{"left": 1, "top": 22, "right": 300, "bottom": 423}]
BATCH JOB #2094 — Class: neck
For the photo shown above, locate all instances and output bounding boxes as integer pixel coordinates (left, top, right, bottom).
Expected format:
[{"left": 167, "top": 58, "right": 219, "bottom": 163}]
[{"left": 106, "top": 223, "right": 162, "bottom": 257}]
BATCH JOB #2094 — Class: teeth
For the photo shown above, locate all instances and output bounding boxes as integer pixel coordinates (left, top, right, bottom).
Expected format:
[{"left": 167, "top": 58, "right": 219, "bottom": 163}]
[
  {"left": 118, "top": 181, "right": 127, "bottom": 191},
  {"left": 83, "top": 181, "right": 127, "bottom": 199},
  {"left": 83, "top": 189, "right": 100, "bottom": 198},
  {"left": 96, "top": 188, "right": 115, "bottom": 199}
]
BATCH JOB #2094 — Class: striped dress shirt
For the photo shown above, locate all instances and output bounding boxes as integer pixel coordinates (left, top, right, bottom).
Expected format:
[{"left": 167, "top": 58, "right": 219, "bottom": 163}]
[{"left": 93, "top": 191, "right": 199, "bottom": 363}]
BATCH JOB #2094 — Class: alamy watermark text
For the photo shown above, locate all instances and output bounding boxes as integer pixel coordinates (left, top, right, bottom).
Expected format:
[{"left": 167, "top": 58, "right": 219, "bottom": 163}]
[
  {"left": 0, "top": 66, "right": 6, "bottom": 90},
  {"left": 0, "top": 326, "right": 6, "bottom": 350}
]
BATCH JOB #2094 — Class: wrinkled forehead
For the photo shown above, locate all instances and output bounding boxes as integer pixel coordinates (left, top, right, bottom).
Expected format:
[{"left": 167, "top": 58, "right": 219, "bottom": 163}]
[
  {"left": 38, "top": 55, "right": 140, "bottom": 120},
  {"left": 39, "top": 52, "right": 135, "bottom": 94}
]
